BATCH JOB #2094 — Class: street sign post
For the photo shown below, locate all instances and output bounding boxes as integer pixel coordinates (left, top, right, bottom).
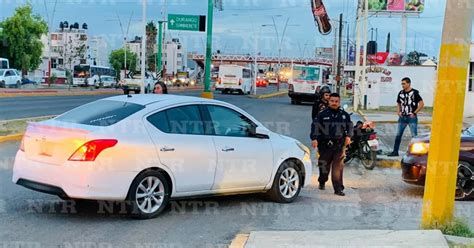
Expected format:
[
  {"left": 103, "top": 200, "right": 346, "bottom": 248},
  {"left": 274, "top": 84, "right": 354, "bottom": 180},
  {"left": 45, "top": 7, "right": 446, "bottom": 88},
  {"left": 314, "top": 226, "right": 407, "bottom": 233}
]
[{"left": 168, "top": 14, "right": 206, "bottom": 32}]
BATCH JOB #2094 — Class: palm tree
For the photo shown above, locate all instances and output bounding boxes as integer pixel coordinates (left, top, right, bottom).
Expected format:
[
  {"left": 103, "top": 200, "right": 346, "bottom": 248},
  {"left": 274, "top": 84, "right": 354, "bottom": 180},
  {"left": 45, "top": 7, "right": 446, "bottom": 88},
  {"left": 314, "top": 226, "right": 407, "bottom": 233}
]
[{"left": 146, "top": 22, "right": 157, "bottom": 72}]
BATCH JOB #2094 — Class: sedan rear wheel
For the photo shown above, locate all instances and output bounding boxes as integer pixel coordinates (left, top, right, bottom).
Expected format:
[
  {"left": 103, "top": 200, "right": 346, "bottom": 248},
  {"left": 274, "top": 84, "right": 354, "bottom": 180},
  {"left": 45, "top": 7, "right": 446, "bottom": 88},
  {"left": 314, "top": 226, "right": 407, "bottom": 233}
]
[
  {"left": 455, "top": 162, "right": 474, "bottom": 201},
  {"left": 267, "top": 161, "right": 302, "bottom": 203},
  {"left": 128, "top": 170, "right": 170, "bottom": 219}
]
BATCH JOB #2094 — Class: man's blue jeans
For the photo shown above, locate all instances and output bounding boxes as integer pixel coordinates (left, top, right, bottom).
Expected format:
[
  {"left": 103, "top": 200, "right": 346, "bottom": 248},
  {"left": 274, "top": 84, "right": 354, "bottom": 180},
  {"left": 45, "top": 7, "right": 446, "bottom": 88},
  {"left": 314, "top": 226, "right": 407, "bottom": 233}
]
[{"left": 393, "top": 115, "right": 418, "bottom": 153}]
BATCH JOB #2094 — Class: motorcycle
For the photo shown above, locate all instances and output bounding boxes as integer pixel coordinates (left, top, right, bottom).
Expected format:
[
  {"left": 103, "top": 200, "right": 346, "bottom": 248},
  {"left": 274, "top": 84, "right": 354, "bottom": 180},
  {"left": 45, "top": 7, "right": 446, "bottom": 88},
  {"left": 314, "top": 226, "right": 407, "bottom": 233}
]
[{"left": 345, "top": 120, "right": 379, "bottom": 170}]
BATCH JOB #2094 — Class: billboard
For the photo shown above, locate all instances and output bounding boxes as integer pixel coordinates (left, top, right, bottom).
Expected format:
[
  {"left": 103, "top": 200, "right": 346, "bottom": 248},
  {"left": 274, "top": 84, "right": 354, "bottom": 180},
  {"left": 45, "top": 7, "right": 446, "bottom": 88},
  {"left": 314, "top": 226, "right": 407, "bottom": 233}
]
[
  {"left": 368, "top": 0, "right": 425, "bottom": 13},
  {"left": 292, "top": 65, "right": 321, "bottom": 83}
]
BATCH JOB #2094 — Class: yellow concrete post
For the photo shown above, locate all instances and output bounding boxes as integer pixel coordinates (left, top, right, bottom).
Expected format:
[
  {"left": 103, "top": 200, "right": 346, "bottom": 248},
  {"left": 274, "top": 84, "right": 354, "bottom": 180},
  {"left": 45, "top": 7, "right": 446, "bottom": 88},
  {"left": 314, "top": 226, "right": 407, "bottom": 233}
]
[{"left": 421, "top": 0, "right": 473, "bottom": 228}]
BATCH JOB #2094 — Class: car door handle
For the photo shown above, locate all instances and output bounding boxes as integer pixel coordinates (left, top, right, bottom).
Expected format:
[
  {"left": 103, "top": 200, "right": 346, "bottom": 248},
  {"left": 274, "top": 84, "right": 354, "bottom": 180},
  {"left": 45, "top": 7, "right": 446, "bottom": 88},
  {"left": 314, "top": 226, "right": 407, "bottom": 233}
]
[
  {"left": 160, "top": 147, "right": 175, "bottom": 152},
  {"left": 221, "top": 147, "right": 235, "bottom": 152}
]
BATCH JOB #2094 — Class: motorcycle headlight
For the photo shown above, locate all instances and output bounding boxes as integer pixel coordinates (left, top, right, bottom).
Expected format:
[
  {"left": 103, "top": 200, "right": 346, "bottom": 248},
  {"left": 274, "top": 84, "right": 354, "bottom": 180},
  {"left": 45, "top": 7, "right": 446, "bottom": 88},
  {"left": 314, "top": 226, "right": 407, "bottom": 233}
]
[
  {"left": 410, "top": 142, "right": 429, "bottom": 155},
  {"left": 296, "top": 141, "right": 310, "bottom": 155}
]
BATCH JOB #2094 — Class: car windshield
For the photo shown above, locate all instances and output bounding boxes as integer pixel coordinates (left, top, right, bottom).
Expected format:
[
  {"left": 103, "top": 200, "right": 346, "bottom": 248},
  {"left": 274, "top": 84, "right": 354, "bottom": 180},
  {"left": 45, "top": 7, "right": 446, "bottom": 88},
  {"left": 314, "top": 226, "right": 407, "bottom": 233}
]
[
  {"left": 56, "top": 100, "right": 145, "bottom": 126},
  {"left": 0, "top": 69, "right": 5, "bottom": 75}
]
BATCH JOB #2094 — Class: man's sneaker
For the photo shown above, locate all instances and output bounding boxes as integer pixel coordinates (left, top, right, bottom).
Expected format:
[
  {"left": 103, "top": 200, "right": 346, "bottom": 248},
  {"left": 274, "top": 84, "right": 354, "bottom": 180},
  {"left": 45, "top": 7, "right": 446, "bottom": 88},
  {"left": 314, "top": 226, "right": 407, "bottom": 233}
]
[
  {"left": 387, "top": 152, "right": 399, "bottom": 157},
  {"left": 319, "top": 184, "right": 325, "bottom": 190},
  {"left": 334, "top": 191, "right": 345, "bottom": 196}
]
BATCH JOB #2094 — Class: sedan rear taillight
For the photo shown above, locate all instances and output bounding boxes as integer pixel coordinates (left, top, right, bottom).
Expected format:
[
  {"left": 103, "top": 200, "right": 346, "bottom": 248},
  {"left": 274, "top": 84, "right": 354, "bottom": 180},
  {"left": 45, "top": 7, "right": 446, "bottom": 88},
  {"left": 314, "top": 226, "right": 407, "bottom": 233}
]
[{"left": 68, "top": 139, "right": 118, "bottom": 162}]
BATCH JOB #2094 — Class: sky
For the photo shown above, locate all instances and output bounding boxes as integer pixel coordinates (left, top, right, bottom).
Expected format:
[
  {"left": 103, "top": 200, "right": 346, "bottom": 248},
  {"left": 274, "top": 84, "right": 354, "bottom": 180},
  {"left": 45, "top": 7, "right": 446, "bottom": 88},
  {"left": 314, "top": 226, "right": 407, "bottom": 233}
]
[{"left": 1, "top": 0, "right": 473, "bottom": 59}]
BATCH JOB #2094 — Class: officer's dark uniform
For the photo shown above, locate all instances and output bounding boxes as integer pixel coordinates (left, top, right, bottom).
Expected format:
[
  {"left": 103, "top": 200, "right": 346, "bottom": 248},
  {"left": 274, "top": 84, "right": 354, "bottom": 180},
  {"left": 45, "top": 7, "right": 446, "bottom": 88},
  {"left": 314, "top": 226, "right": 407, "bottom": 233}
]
[
  {"left": 310, "top": 107, "right": 353, "bottom": 193},
  {"left": 311, "top": 99, "right": 329, "bottom": 120}
]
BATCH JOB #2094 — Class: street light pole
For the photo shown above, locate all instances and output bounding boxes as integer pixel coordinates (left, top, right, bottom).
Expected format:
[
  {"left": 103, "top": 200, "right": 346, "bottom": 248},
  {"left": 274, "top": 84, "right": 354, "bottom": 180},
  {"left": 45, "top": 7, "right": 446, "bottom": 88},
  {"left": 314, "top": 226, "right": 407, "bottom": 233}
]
[
  {"left": 140, "top": 0, "right": 147, "bottom": 94},
  {"left": 201, "top": 0, "right": 214, "bottom": 99}
]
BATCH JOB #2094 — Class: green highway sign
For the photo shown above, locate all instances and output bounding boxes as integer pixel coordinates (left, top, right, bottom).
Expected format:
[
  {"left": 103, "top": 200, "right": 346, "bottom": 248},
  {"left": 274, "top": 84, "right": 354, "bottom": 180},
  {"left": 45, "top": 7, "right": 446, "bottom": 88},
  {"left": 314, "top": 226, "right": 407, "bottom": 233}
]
[{"left": 168, "top": 14, "right": 206, "bottom": 32}]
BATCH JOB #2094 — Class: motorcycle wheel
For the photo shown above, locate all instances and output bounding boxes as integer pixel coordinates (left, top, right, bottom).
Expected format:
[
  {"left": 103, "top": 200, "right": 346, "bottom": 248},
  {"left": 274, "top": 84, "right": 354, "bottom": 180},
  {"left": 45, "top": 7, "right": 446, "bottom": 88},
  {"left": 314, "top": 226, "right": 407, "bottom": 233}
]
[{"left": 360, "top": 142, "right": 377, "bottom": 170}]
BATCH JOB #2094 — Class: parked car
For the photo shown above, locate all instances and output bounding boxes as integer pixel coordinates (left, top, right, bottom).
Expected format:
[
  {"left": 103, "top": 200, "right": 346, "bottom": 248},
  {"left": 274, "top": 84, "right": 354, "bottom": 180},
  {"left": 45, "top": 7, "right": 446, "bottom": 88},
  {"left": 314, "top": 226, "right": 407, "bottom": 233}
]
[
  {"left": 12, "top": 94, "right": 312, "bottom": 219},
  {"left": 0, "top": 69, "right": 22, "bottom": 88},
  {"left": 98, "top": 76, "right": 116, "bottom": 88},
  {"left": 401, "top": 126, "right": 474, "bottom": 200},
  {"left": 21, "top": 76, "right": 37, "bottom": 85}
]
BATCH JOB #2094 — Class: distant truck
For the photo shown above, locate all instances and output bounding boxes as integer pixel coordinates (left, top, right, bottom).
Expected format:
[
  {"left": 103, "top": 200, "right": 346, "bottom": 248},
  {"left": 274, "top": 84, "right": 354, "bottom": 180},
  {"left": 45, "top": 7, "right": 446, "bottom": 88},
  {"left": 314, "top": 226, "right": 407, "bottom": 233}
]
[
  {"left": 288, "top": 64, "right": 323, "bottom": 104},
  {"left": 215, "top": 64, "right": 253, "bottom": 95},
  {"left": 118, "top": 72, "right": 155, "bottom": 94}
]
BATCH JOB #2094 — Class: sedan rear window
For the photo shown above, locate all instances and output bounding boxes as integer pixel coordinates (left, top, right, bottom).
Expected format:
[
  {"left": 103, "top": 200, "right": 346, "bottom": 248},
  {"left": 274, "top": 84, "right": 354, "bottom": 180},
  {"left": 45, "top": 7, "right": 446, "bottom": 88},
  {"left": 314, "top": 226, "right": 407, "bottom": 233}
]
[{"left": 56, "top": 100, "right": 145, "bottom": 126}]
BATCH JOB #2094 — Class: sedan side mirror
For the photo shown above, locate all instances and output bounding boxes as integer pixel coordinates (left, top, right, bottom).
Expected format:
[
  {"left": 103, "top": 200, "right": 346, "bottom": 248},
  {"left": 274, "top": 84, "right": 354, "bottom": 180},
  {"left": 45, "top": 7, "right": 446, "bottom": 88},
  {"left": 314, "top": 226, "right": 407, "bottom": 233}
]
[{"left": 249, "top": 125, "right": 270, "bottom": 139}]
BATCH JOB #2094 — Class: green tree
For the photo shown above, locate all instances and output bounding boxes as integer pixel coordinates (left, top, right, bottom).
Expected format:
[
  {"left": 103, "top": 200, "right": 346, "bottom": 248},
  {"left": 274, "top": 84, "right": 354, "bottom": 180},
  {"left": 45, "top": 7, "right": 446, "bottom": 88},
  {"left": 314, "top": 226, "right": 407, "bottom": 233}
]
[
  {"left": 109, "top": 48, "right": 138, "bottom": 79},
  {"left": 1, "top": 4, "right": 47, "bottom": 74},
  {"left": 405, "top": 51, "right": 428, "bottom": 66},
  {"left": 146, "top": 22, "right": 157, "bottom": 72}
]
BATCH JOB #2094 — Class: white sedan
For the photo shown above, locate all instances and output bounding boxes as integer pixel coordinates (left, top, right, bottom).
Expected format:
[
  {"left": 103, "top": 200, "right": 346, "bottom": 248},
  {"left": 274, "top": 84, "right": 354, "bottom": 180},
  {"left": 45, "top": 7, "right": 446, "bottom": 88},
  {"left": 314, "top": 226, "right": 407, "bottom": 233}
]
[{"left": 12, "top": 95, "right": 312, "bottom": 219}]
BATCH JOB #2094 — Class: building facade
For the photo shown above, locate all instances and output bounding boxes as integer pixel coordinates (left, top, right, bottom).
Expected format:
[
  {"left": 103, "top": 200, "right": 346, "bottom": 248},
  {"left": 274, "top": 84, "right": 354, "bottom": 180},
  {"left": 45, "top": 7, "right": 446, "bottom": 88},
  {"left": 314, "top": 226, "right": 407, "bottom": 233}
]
[
  {"left": 88, "top": 36, "right": 109, "bottom": 67},
  {"left": 163, "top": 38, "right": 186, "bottom": 76},
  {"left": 34, "top": 27, "right": 88, "bottom": 83}
]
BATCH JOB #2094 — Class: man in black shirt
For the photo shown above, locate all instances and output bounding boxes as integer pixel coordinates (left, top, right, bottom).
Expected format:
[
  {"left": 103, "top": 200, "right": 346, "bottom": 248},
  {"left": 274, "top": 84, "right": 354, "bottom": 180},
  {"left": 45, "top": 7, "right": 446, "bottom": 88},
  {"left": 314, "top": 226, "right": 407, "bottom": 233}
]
[
  {"left": 310, "top": 93, "right": 353, "bottom": 196},
  {"left": 388, "top": 77, "right": 424, "bottom": 156}
]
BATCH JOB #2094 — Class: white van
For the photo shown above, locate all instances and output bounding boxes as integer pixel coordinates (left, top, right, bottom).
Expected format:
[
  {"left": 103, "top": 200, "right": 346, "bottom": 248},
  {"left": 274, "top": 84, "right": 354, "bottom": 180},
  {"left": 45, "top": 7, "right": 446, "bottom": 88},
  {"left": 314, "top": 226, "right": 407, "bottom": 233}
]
[
  {"left": 288, "top": 64, "right": 323, "bottom": 104},
  {"left": 216, "top": 65, "right": 253, "bottom": 95}
]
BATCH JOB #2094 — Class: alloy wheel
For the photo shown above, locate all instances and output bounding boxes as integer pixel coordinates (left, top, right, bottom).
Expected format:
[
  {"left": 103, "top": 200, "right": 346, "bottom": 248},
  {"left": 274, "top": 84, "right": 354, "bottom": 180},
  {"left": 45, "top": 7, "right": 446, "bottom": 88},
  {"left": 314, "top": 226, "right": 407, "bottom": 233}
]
[
  {"left": 279, "top": 167, "right": 300, "bottom": 199},
  {"left": 456, "top": 163, "right": 474, "bottom": 200},
  {"left": 135, "top": 176, "right": 165, "bottom": 214}
]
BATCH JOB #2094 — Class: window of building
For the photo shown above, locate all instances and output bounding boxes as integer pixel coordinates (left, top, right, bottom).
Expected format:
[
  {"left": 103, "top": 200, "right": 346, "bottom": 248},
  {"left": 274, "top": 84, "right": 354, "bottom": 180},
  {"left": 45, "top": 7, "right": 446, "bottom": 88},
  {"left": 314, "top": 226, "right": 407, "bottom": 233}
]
[
  {"left": 51, "top": 59, "right": 58, "bottom": 69},
  {"left": 51, "top": 34, "right": 58, "bottom": 40}
]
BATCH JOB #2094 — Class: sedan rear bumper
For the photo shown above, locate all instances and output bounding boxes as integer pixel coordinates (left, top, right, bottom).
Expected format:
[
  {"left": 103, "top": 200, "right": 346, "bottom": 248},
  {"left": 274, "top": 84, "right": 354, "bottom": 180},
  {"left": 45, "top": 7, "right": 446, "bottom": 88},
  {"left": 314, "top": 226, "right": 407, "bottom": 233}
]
[{"left": 12, "top": 151, "right": 137, "bottom": 201}]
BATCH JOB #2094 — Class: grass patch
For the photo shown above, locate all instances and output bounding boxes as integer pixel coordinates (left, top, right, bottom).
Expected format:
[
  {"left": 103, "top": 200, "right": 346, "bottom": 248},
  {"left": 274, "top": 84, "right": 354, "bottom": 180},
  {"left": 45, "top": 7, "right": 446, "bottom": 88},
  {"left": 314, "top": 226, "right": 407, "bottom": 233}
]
[
  {"left": 0, "top": 116, "right": 54, "bottom": 136},
  {"left": 428, "top": 218, "right": 474, "bottom": 238}
]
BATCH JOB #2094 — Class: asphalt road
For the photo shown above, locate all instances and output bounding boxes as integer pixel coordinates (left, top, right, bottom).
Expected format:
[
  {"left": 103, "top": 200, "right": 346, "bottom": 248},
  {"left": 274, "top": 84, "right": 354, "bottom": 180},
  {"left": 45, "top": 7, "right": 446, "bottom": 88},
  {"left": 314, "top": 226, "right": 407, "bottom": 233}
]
[
  {"left": 0, "top": 91, "right": 472, "bottom": 247},
  {"left": 0, "top": 86, "right": 284, "bottom": 121}
]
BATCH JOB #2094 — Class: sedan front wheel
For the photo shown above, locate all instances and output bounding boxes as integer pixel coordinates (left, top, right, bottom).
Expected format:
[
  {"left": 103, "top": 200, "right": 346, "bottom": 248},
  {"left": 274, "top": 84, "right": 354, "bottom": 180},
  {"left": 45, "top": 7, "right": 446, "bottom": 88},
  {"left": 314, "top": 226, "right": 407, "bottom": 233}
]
[
  {"left": 266, "top": 161, "right": 302, "bottom": 203},
  {"left": 455, "top": 162, "right": 474, "bottom": 201}
]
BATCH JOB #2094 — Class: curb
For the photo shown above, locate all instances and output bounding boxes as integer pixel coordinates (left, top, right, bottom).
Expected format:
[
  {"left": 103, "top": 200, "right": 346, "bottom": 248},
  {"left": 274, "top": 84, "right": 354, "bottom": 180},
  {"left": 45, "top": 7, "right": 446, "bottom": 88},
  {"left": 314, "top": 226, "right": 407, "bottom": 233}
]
[
  {"left": 248, "top": 90, "right": 288, "bottom": 99},
  {"left": 0, "top": 87, "right": 205, "bottom": 98},
  {"left": 356, "top": 109, "right": 432, "bottom": 125},
  {"left": 0, "top": 133, "right": 24, "bottom": 143},
  {"left": 377, "top": 158, "right": 401, "bottom": 169},
  {"left": 444, "top": 235, "right": 474, "bottom": 246},
  {"left": 229, "top": 234, "right": 249, "bottom": 248}
]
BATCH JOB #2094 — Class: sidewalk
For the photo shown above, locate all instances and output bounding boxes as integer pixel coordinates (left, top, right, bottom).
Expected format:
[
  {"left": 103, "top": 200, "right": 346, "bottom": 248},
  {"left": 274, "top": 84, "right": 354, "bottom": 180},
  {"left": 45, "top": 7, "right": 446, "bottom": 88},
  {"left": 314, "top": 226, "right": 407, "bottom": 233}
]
[{"left": 231, "top": 230, "right": 452, "bottom": 248}]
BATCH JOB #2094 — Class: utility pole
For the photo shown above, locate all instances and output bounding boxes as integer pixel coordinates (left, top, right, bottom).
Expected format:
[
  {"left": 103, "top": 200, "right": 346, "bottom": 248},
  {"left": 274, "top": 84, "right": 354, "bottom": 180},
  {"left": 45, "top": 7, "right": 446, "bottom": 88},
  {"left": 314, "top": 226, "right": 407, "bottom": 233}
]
[
  {"left": 157, "top": 21, "right": 164, "bottom": 79},
  {"left": 421, "top": 0, "right": 473, "bottom": 228},
  {"left": 353, "top": 0, "right": 362, "bottom": 111},
  {"left": 361, "top": 0, "right": 369, "bottom": 110},
  {"left": 43, "top": 0, "right": 58, "bottom": 86},
  {"left": 201, "top": 0, "right": 214, "bottom": 99},
  {"left": 336, "top": 13, "right": 343, "bottom": 95},
  {"left": 140, "top": 0, "right": 147, "bottom": 94}
]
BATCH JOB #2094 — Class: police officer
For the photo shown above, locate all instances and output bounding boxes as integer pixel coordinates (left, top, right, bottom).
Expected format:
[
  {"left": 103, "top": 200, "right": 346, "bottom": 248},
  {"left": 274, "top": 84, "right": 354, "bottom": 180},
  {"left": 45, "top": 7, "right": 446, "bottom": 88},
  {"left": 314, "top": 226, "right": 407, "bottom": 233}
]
[
  {"left": 310, "top": 93, "right": 353, "bottom": 196},
  {"left": 311, "top": 86, "right": 331, "bottom": 120}
]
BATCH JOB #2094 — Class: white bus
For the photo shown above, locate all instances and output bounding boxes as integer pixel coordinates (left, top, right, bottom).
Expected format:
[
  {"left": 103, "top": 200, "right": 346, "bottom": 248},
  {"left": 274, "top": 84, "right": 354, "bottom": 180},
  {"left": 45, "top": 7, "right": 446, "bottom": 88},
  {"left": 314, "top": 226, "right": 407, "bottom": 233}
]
[
  {"left": 215, "top": 64, "right": 253, "bottom": 95},
  {"left": 73, "top": 64, "right": 116, "bottom": 87},
  {"left": 0, "top": 58, "right": 9, "bottom": 69}
]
